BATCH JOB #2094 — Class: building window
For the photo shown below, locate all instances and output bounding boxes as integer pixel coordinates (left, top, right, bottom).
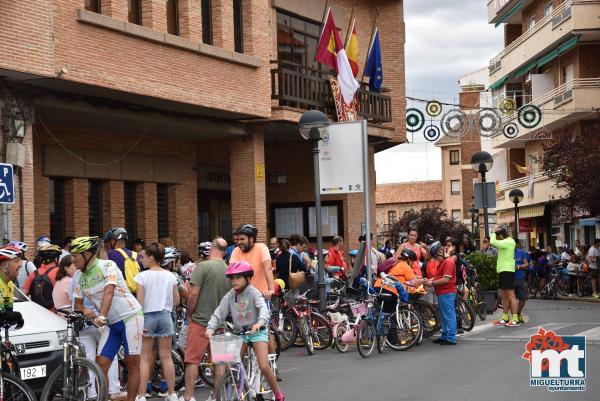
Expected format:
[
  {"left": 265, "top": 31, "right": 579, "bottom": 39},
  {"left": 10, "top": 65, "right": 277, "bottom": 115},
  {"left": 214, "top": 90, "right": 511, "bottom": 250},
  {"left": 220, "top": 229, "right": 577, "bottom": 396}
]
[
  {"left": 276, "top": 11, "right": 321, "bottom": 68},
  {"left": 128, "top": 0, "right": 142, "bottom": 24},
  {"left": 452, "top": 209, "right": 461, "bottom": 222},
  {"left": 233, "top": 0, "right": 243, "bottom": 53},
  {"left": 272, "top": 201, "right": 343, "bottom": 241},
  {"left": 49, "top": 178, "right": 65, "bottom": 243},
  {"left": 388, "top": 211, "right": 397, "bottom": 225},
  {"left": 201, "top": 0, "right": 212, "bottom": 45},
  {"left": 451, "top": 180, "right": 461, "bottom": 195},
  {"left": 157, "top": 183, "right": 169, "bottom": 239},
  {"left": 84, "top": 0, "right": 100, "bottom": 12},
  {"left": 88, "top": 180, "right": 103, "bottom": 237},
  {"left": 124, "top": 182, "right": 137, "bottom": 248},
  {"left": 450, "top": 150, "right": 460, "bottom": 165},
  {"left": 544, "top": 2, "right": 553, "bottom": 17},
  {"left": 166, "top": 0, "right": 179, "bottom": 35},
  {"left": 527, "top": 17, "right": 536, "bottom": 30}
]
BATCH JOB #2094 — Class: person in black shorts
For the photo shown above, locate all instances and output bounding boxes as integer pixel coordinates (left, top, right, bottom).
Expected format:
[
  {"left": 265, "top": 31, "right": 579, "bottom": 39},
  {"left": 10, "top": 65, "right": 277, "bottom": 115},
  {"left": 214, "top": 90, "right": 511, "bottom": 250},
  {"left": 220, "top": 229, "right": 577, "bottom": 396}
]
[{"left": 514, "top": 241, "right": 530, "bottom": 324}]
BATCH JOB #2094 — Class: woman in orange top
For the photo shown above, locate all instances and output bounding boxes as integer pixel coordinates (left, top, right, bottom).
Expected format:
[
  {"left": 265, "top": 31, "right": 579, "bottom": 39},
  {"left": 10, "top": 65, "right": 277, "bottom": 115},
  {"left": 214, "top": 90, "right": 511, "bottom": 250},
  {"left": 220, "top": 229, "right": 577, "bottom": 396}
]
[{"left": 375, "top": 249, "right": 426, "bottom": 295}]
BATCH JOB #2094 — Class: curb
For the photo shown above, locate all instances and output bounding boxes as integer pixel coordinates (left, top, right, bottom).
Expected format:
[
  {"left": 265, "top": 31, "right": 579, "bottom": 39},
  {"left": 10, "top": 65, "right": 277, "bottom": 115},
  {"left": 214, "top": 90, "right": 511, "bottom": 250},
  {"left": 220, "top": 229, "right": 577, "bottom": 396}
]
[{"left": 555, "top": 296, "right": 600, "bottom": 305}]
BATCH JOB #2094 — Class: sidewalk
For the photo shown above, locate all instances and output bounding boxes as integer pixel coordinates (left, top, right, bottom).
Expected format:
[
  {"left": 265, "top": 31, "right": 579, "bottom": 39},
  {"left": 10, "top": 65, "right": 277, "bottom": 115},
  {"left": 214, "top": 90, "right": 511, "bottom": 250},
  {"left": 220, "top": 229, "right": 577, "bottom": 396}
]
[{"left": 556, "top": 294, "right": 600, "bottom": 304}]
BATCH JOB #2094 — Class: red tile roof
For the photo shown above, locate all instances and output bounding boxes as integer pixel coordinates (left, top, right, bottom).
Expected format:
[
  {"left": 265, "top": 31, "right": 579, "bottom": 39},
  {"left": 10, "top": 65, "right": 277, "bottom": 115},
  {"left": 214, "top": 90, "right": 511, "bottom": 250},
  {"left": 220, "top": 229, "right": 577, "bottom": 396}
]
[{"left": 376, "top": 180, "right": 443, "bottom": 205}]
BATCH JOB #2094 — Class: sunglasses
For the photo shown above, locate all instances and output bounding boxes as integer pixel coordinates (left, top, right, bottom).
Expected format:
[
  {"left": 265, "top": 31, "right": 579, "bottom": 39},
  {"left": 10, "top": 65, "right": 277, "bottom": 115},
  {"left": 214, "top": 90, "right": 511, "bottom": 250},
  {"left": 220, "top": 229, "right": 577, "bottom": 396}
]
[{"left": 482, "top": 240, "right": 488, "bottom": 243}]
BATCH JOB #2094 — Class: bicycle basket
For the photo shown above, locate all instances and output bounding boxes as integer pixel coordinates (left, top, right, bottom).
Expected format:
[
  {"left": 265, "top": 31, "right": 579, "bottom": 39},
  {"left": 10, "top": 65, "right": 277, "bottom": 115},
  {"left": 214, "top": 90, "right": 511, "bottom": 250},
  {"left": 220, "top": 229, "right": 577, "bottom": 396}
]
[
  {"left": 210, "top": 333, "right": 242, "bottom": 364},
  {"left": 283, "top": 289, "right": 301, "bottom": 307},
  {"left": 350, "top": 302, "right": 367, "bottom": 317},
  {"left": 328, "top": 312, "right": 348, "bottom": 324}
]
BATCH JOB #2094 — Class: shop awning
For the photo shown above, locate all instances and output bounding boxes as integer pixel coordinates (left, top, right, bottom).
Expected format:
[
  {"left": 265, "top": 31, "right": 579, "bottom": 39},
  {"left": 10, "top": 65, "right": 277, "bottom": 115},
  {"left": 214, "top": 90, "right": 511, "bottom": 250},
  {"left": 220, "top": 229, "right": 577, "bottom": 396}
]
[
  {"left": 489, "top": 75, "right": 508, "bottom": 91},
  {"left": 578, "top": 217, "right": 597, "bottom": 227},
  {"left": 519, "top": 204, "right": 546, "bottom": 219},
  {"left": 495, "top": 1, "right": 524, "bottom": 27},
  {"left": 514, "top": 60, "right": 538, "bottom": 78},
  {"left": 536, "top": 36, "right": 580, "bottom": 68}
]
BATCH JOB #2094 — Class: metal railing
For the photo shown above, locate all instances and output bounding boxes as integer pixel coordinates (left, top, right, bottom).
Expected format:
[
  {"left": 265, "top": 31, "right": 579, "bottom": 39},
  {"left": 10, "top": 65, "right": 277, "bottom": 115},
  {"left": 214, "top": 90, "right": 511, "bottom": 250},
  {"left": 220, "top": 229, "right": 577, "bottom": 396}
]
[
  {"left": 488, "top": 0, "right": 572, "bottom": 72},
  {"left": 498, "top": 172, "right": 548, "bottom": 191},
  {"left": 270, "top": 60, "right": 392, "bottom": 123}
]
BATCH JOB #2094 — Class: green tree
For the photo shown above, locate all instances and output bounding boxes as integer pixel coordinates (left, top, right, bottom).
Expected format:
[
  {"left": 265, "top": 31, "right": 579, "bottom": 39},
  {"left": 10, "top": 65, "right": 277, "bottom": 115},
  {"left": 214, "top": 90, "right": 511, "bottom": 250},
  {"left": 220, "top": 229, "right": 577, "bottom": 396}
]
[{"left": 391, "top": 206, "right": 471, "bottom": 245}]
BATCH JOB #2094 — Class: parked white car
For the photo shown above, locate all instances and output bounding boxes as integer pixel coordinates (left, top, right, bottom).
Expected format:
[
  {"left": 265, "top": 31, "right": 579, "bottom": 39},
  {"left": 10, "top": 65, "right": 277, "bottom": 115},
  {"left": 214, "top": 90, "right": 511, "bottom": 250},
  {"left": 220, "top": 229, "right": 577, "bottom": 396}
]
[{"left": 10, "top": 286, "right": 67, "bottom": 394}]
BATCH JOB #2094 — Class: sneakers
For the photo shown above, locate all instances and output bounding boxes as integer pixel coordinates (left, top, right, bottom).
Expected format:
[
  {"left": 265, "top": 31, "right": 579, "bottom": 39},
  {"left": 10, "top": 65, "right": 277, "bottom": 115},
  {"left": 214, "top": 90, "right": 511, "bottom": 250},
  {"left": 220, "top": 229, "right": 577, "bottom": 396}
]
[
  {"left": 136, "top": 397, "right": 147, "bottom": 401},
  {"left": 518, "top": 315, "right": 526, "bottom": 324},
  {"left": 439, "top": 340, "right": 457, "bottom": 345},
  {"left": 166, "top": 394, "right": 179, "bottom": 401},
  {"left": 432, "top": 338, "right": 444, "bottom": 344},
  {"left": 568, "top": 293, "right": 575, "bottom": 298},
  {"left": 110, "top": 393, "right": 127, "bottom": 401},
  {"left": 592, "top": 293, "right": 600, "bottom": 299},
  {"left": 505, "top": 320, "right": 520, "bottom": 327},
  {"left": 456, "top": 328, "right": 464, "bottom": 336},
  {"left": 274, "top": 390, "right": 286, "bottom": 401},
  {"left": 178, "top": 397, "right": 197, "bottom": 401},
  {"left": 493, "top": 319, "right": 507, "bottom": 326}
]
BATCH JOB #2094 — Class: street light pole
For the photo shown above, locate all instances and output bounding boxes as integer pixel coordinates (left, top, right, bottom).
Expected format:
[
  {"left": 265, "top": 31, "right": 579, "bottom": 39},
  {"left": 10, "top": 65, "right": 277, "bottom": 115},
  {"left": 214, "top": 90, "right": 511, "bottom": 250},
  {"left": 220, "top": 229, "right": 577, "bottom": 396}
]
[
  {"left": 509, "top": 188, "right": 524, "bottom": 240},
  {"left": 481, "top": 170, "right": 490, "bottom": 239},
  {"left": 471, "top": 151, "right": 494, "bottom": 240},
  {"left": 311, "top": 132, "right": 327, "bottom": 313}
]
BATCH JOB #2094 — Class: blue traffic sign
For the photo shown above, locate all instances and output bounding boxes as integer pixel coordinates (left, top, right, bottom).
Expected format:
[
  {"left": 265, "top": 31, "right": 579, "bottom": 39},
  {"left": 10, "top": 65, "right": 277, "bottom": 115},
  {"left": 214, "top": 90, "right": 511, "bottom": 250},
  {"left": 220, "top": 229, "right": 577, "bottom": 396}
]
[{"left": 0, "top": 163, "right": 15, "bottom": 204}]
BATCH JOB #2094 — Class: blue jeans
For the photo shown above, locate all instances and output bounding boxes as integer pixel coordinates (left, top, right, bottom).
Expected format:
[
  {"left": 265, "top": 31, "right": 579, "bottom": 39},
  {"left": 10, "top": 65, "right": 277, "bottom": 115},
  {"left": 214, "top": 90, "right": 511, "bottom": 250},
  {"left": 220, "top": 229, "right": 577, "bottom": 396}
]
[{"left": 437, "top": 293, "right": 457, "bottom": 344}]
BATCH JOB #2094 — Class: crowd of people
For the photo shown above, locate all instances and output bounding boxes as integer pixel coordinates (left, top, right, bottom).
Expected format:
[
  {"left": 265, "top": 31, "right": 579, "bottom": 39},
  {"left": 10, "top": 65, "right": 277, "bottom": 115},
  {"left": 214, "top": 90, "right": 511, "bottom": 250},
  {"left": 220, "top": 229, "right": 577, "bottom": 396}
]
[{"left": 0, "top": 222, "right": 598, "bottom": 401}]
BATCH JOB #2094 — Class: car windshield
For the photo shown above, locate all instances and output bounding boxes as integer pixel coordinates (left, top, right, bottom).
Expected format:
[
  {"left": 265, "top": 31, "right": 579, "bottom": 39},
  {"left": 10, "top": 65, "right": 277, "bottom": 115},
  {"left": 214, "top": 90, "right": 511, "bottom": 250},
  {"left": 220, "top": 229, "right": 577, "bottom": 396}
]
[{"left": 14, "top": 286, "right": 28, "bottom": 302}]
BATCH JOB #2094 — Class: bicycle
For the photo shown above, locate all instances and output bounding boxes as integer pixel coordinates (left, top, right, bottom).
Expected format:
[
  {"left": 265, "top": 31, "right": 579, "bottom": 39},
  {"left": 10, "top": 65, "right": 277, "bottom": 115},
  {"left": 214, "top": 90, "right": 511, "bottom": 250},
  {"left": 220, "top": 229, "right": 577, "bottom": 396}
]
[
  {"left": 41, "top": 307, "right": 107, "bottom": 401},
  {"left": 464, "top": 263, "right": 486, "bottom": 321},
  {"left": 0, "top": 311, "right": 37, "bottom": 401},
  {"left": 455, "top": 297, "right": 475, "bottom": 332},
  {"left": 330, "top": 299, "right": 367, "bottom": 353},
  {"left": 539, "top": 269, "right": 560, "bottom": 300},
  {"left": 576, "top": 272, "right": 593, "bottom": 297},
  {"left": 212, "top": 329, "right": 278, "bottom": 401}
]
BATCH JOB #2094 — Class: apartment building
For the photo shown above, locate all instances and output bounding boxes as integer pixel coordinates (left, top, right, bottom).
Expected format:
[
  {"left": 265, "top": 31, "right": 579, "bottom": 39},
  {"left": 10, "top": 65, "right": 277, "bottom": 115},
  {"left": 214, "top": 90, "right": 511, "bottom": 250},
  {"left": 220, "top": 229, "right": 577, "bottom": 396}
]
[
  {"left": 487, "top": 0, "right": 600, "bottom": 248},
  {"left": 0, "top": 0, "right": 406, "bottom": 256}
]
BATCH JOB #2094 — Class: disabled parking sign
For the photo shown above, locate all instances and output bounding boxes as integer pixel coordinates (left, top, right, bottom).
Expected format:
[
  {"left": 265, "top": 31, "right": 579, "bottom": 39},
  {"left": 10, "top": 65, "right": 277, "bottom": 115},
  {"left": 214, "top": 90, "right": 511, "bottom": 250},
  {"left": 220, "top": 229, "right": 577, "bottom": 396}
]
[{"left": 0, "top": 163, "right": 15, "bottom": 204}]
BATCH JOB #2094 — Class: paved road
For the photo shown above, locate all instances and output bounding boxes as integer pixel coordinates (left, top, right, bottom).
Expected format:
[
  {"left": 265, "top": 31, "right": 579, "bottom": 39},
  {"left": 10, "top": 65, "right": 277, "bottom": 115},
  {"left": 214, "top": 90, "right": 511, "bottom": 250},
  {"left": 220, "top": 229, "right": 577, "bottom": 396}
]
[{"left": 178, "top": 299, "right": 599, "bottom": 401}]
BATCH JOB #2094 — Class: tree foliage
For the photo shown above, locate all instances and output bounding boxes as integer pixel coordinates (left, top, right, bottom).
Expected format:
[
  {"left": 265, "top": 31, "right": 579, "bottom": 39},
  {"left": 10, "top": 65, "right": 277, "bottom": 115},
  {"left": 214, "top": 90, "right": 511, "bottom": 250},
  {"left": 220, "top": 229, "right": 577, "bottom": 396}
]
[
  {"left": 391, "top": 206, "right": 471, "bottom": 244},
  {"left": 541, "top": 123, "right": 600, "bottom": 216}
]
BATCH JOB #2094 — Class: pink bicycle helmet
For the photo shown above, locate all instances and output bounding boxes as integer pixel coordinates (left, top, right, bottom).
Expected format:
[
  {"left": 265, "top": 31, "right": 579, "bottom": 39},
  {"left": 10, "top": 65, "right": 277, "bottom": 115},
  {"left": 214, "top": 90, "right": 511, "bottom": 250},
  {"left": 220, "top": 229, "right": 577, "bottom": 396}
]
[{"left": 225, "top": 261, "right": 254, "bottom": 278}]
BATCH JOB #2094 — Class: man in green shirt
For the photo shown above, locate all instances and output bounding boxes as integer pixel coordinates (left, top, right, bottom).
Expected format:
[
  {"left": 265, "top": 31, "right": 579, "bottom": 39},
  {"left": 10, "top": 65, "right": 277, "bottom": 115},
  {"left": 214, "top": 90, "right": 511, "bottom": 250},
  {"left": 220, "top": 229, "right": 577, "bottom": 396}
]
[
  {"left": 490, "top": 224, "right": 520, "bottom": 327},
  {"left": 181, "top": 237, "right": 231, "bottom": 401}
]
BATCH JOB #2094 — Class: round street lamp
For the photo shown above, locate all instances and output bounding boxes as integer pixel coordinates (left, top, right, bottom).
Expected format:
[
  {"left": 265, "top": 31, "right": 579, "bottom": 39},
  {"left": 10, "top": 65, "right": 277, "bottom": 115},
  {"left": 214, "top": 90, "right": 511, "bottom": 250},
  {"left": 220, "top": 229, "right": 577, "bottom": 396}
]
[
  {"left": 298, "top": 110, "right": 330, "bottom": 312},
  {"left": 471, "top": 151, "right": 494, "bottom": 238},
  {"left": 509, "top": 188, "right": 524, "bottom": 237}
]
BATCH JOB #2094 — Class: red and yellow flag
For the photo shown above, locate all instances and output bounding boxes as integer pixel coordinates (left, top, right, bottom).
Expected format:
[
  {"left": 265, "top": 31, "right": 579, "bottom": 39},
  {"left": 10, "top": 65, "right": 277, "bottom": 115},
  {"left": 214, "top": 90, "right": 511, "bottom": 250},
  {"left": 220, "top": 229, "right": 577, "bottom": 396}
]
[{"left": 346, "top": 19, "right": 359, "bottom": 77}]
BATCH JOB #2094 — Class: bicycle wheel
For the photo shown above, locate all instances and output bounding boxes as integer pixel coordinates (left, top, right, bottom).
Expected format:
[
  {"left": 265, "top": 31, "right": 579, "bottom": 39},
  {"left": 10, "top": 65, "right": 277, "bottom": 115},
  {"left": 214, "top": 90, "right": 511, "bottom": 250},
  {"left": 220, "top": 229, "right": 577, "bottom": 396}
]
[
  {"left": 356, "top": 320, "right": 375, "bottom": 358},
  {"left": 415, "top": 300, "right": 440, "bottom": 338},
  {"left": 376, "top": 316, "right": 390, "bottom": 353},
  {"left": 199, "top": 352, "right": 214, "bottom": 387},
  {"left": 41, "top": 357, "right": 107, "bottom": 401},
  {"left": 473, "top": 288, "right": 487, "bottom": 321},
  {"left": 277, "top": 312, "right": 298, "bottom": 351},
  {"left": 215, "top": 366, "right": 253, "bottom": 401},
  {"left": 333, "top": 324, "right": 349, "bottom": 353},
  {"left": 269, "top": 326, "right": 282, "bottom": 360},
  {"left": 386, "top": 307, "right": 421, "bottom": 351},
  {"left": 457, "top": 298, "right": 475, "bottom": 332},
  {"left": 310, "top": 313, "right": 333, "bottom": 350},
  {"left": 297, "top": 317, "right": 314, "bottom": 355},
  {"left": 528, "top": 275, "right": 539, "bottom": 298},
  {"left": 151, "top": 349, "right": 185, "bottom": 392},
  {"left": 2, "top": 372, "right": 37, "bottom": 401}
]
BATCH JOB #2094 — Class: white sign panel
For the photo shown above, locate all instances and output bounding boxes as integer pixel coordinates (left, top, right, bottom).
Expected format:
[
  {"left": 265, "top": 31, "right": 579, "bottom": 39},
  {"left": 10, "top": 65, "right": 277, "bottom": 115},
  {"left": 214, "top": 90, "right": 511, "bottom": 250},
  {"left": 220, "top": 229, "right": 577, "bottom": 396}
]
[{"left": 319, "top": 121, "right": 365, "bottom": 195}]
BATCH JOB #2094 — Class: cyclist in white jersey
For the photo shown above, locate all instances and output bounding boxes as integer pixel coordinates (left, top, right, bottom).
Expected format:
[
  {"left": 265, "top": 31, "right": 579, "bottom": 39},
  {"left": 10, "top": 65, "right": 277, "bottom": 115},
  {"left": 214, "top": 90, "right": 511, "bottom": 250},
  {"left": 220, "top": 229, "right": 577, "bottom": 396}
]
[{"left": 71, "top": 236, "right": 143, "bottom": 401}]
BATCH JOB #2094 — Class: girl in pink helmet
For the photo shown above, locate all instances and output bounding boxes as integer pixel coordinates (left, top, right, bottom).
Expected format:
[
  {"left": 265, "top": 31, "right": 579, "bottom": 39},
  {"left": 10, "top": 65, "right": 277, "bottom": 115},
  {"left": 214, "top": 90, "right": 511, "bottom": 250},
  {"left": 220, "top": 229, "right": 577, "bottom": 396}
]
[{"left": 206, "top": 261, "right": 285, "bottom": 401}]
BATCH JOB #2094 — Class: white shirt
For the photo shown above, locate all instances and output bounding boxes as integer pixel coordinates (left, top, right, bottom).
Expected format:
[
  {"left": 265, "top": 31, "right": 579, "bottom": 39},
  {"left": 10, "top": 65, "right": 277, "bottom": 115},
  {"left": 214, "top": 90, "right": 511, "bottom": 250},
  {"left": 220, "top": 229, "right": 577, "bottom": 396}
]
[
  {"left": 588, "top": 246, "right": 599, "bottom": 269},
  {"left": 74, "top": 259, "right": 141, "bottom": 324},
  {"left": 16, "top": 261, "right": 36, "bottom": 288},
  {"left": 134, "top": 269, "right": 178, "bottom": 313}
]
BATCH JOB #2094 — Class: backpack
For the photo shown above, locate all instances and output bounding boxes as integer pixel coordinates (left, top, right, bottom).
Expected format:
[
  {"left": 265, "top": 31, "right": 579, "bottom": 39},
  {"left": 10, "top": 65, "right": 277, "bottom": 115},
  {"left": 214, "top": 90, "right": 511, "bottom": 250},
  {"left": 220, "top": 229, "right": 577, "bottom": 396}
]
[
  {"left": 30, "top": 266, "right": 58, "bottom": 309},
  {"left": 116, "top": 248, "right": 140, "bottom": 294}
]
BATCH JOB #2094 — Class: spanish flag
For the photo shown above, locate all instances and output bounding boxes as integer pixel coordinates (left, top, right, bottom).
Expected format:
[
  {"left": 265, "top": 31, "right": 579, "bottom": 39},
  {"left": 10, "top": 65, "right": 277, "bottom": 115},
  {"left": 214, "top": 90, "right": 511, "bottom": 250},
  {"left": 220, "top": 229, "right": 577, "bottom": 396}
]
[
  {"left": 346, "top": 19, "right": 359, "bottom": 77},
  {"left": 315, "top": 8, "right": 359, "bottom": 105}
]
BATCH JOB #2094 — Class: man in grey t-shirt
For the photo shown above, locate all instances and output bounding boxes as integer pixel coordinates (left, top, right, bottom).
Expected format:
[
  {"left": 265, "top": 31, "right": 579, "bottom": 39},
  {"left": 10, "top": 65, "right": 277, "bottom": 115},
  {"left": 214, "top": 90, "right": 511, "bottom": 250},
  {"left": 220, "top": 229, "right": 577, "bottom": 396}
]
[
  {"left": 181, "top": 237, "right": 231, "bottom": 401},
  {"left": 588, "top": 239, "right": 599, "bottom": 299}
]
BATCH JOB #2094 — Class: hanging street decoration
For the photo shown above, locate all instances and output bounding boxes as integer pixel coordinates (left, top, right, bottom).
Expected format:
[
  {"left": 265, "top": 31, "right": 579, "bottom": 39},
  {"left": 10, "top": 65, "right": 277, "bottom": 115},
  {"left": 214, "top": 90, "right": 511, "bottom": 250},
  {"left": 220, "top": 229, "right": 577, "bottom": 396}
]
[
  {"left": 423, "top": 125, "right": 441, "bottom": 142},
  {"left": 503, "top": 122, "right": 519, "bottom": 139},
  {"left": 476, "top": 108, "right": 502, "bottom": 137},
  {"left": 425, "top": 100, "right": 442, "bottom": 117},
  {"left": 441, "top": 109, "right": 469, "bottom": 138},
  {"left": 517, "top": 104, "right": 543, "bottom": 129},
  {"left": 406, "top": 108, "right": 425, "bottom": 132},
  {"left": 500, "top": 98, "right": 517, "bottom": 115}
]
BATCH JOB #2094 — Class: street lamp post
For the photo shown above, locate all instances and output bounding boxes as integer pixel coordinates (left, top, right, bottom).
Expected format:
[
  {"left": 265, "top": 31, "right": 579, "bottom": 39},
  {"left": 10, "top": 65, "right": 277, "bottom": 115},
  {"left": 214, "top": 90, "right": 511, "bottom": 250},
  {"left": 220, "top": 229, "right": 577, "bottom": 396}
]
[
  {"left": 299, "top": 110, "right": 330, "bottom": 313},
  {"left": 509, "top": 188, "right": 524, "bottom": 238},
  {"left": 471, "top": 151, "right": 494, "bottom": 239},
  {"left": 469, "top": 206, "right": 479, "bottom": 245}
]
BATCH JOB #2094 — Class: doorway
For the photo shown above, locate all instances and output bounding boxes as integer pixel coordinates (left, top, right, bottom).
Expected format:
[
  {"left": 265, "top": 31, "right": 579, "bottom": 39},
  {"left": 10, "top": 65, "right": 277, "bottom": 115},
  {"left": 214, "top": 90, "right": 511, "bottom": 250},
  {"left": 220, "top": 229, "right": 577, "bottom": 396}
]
[{"left": 198, "top": 190, "right": 232, "bottom": 242}]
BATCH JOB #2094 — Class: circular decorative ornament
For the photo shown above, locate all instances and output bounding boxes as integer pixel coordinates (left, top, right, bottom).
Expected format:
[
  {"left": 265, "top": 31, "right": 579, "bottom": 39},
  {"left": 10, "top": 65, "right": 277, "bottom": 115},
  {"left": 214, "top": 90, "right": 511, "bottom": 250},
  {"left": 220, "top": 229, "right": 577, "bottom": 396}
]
[
  {"left": 440, "top": 109, "right": 469, "bottom": 138},
  {"left": 500, "top": 98, "right": 517, "bottom": 115},
  {"left": 476, "top": 108, "right": 502, "bottom": 137},
  {"left": 503, "top": 122, "right": 519, "bottom": 139},
  {"left": 423, "top": 125, "right": 441, "bottom": 142},
  {"left": 406, "top": 108, "right": 425, "bottom": 132},
  {"left": 518, "top": 104, "right": 542, "bottom": 129},
  {"left": 425, "top": 101, "right": 442, "bottom": 117}
]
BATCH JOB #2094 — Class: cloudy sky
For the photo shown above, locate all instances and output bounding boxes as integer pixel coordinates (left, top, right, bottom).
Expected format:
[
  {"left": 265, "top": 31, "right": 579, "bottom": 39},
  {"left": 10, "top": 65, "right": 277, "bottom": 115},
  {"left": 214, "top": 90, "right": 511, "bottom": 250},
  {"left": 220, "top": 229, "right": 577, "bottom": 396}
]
[{"left": 375, "top": 0, "right": 503, "bottom": 183}]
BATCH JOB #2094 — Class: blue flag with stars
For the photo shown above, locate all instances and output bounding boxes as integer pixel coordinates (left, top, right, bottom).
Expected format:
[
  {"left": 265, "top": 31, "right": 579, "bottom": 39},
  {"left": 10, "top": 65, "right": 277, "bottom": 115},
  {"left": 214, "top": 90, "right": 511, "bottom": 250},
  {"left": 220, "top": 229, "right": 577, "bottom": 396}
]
[{"left": 364, "top": 29, "right": 382, "bottom": 92}]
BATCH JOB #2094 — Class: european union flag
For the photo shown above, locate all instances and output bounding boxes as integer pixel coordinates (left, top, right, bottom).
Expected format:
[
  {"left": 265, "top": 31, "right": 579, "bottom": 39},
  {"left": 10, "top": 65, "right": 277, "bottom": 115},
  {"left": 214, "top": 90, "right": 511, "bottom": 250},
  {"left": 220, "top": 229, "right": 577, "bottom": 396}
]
[{"left": 364, "top": 29, "right": 383, "bottom": 92}]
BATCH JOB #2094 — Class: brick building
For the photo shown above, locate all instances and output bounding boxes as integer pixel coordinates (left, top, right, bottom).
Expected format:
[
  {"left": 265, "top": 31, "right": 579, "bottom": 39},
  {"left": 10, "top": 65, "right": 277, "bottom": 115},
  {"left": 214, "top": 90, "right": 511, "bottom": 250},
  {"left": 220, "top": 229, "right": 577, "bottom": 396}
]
[
  {"left": 375, "top": 180, "right": 442, "bottom": 241},
  {"left": 0, "top": 0, "right": 406, "bottom": 257}
]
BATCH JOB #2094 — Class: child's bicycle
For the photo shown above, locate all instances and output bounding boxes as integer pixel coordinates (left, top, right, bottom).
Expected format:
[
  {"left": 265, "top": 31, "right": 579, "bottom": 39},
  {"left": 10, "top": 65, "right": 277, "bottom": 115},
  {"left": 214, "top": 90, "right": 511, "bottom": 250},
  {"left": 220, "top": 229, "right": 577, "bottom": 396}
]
[
  {"left": 329, "top": 299, "right": 367, "bottom": 353},
  {"left": 212, "top": 328, "right": 278, "bottom": 401}
]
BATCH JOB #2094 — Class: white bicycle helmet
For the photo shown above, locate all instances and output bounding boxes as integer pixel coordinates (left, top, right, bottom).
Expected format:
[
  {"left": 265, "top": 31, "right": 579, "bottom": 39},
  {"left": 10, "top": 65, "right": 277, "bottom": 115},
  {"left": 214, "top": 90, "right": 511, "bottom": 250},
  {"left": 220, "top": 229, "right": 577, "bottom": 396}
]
[
  {"left": 7, "top": 241, "right": 28, "bottom": 253},
  {"left": 161, "top": 247, "right": 180, "bottom": 267},
  {"left": 0, "top": 245, "right": 22, "bottom": 261}
]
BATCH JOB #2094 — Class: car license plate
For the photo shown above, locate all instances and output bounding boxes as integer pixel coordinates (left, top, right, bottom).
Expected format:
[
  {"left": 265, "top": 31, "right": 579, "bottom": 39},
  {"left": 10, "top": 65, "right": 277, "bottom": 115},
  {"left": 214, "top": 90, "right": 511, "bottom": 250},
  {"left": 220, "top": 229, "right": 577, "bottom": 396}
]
[{"left": 20, "top": 365, "right": 46, "bottom": 380}]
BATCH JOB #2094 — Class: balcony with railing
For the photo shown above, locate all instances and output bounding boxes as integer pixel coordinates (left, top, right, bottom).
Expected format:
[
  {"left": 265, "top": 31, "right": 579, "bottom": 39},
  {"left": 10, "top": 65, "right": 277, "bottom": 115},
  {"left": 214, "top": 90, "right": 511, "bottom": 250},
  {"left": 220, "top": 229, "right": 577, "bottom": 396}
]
[
  {"left": 270, "top": 60, "right": 393, "bottom": 123},
  {"left": 495, "top": 172, "right": 568, "bottom": 211},
  {"left": 492, "top": 77, "right": 600, "bottom": 147},
  {"left": 488, "top": 1, "right": 600, "bottom": 82}
]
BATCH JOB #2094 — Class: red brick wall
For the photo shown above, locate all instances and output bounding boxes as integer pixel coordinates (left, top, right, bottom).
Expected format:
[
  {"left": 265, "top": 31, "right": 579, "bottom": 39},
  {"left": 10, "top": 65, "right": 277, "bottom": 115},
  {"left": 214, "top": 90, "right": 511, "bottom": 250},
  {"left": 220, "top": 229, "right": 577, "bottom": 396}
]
[
  {"left": 64, "top": 178, "right": 89, "bottom": 238},
  {"left": 504, "top": 24, "right": 522, "bottom": 46},
  {"left": 578, "top": 44, "right": 600, "bottom": 79},
  {"left": 102, "top": 180, "right": 125, "bottom": 233},
  {"left": 136, "top": 182, "right": 158, "bottom": 244}
]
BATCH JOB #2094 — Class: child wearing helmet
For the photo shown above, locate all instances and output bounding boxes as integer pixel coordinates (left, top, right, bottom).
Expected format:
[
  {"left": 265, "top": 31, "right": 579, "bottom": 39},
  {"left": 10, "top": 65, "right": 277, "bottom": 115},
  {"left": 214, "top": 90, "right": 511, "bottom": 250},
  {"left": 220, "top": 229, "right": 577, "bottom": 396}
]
[{"left": 206, "top": 261, "right": 285, "bottom": 401}]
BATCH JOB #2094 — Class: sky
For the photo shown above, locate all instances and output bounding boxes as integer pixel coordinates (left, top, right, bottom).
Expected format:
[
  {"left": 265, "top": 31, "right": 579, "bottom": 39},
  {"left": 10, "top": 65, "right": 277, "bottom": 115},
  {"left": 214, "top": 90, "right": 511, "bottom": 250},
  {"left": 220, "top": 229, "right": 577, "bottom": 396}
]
[{"left": 375, "top": 0, "right": 504, "bottom": 183}]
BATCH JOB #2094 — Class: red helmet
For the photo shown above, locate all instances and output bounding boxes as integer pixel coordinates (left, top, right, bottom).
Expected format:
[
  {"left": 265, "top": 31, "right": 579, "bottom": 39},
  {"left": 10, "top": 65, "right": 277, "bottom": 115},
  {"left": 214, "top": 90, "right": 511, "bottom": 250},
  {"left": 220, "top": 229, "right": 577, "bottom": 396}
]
[
  {"left": 0, "top": 245, "right": 22, "bottom": 261},
  {"left": 225, "top": 261, "right": 254, "bottom": 278}
]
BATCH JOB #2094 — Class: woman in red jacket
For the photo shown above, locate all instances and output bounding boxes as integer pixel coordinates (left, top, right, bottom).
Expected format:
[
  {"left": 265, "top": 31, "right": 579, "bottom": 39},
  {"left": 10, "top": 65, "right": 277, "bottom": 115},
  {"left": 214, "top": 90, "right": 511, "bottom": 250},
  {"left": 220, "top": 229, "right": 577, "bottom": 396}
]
[{"left": 326, "top": 236, "right": 347, "bottom": 279}]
